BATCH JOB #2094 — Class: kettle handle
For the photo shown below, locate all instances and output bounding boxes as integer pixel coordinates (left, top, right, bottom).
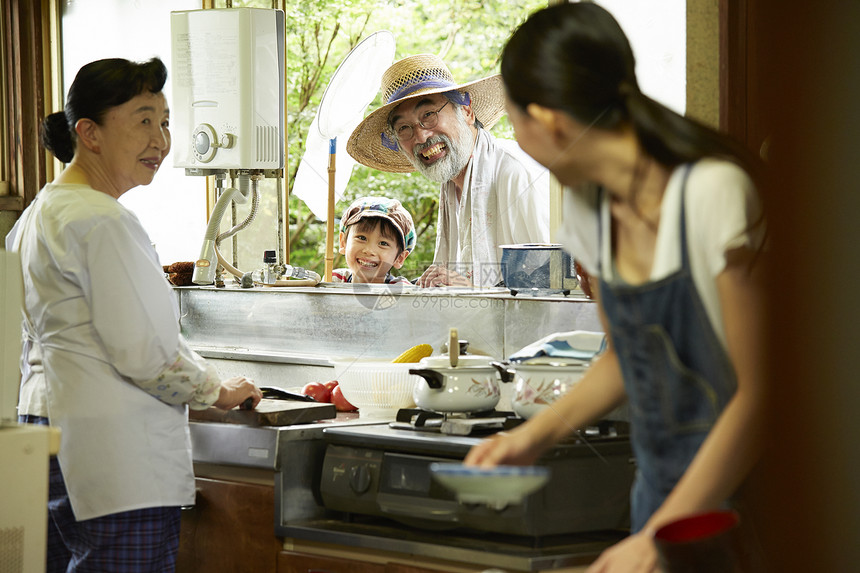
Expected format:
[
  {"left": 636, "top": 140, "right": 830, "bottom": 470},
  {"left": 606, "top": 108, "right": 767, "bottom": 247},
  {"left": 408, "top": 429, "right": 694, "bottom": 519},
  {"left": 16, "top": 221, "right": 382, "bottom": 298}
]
[
  {"left": 409, "top": 368, "right": 445, "bottom": 389},
  {"left": 489, "top": 361, "right": 515, "bottom": 383}
]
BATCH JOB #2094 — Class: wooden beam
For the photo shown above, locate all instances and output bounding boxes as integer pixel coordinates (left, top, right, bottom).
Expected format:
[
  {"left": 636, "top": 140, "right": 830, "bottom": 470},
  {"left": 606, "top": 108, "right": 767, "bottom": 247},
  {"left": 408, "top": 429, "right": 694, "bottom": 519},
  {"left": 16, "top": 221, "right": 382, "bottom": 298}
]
[
  {"left": 0, "top": 194, "right": 23, "bottom": 211},
  {"left": 719, "top": 0, "right": 748, "bottom": 144},
  {"left": 1, "top": 0, "right": 49, "bottom": 212}
]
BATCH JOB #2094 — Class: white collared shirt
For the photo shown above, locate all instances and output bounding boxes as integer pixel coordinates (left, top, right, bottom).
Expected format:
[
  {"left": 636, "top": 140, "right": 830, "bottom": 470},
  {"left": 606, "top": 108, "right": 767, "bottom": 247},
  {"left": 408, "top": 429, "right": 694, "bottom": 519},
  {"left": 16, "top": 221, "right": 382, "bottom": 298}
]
[
  {"left": 6, "top": 183, "right": 221, "bottom": 520},
  {"left": 434, "top": 130, "right": 551, "bottom": 286}
]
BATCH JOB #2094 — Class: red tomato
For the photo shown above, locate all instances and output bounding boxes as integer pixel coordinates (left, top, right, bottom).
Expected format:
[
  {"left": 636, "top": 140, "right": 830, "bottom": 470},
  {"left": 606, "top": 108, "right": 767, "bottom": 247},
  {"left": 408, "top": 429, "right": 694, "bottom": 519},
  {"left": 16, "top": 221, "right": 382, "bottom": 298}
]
[
  {"left": 331, "top": 385, "right": 357, "bottom": 412},
  {"left": 323, "top": 380, "right": 339, "bottom": 393},
  {"left": 301, "top": 382, "right": 331, "bottom": 403}
]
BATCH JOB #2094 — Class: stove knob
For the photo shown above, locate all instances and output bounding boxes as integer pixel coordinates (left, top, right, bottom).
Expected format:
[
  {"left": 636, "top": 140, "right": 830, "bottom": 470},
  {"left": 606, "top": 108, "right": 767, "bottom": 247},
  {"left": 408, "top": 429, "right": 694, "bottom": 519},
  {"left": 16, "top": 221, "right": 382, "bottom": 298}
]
[{"left": 348, "top": 464, "right": 372, "bottom": 494}]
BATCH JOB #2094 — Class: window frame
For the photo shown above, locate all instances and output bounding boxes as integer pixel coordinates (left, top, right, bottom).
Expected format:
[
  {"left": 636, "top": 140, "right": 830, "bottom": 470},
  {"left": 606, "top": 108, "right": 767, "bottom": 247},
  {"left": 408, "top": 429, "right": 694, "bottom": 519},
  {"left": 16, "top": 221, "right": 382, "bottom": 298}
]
[{"left": 0, "top": 0, "right": 60, "bottom": 214}]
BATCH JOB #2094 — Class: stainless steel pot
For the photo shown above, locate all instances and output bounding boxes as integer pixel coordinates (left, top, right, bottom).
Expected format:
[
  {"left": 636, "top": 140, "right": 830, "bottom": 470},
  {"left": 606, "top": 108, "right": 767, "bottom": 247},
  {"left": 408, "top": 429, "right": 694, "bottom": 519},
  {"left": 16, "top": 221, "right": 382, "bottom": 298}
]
[
  {"left": 499, "top": 243, "right": 579, "bottom": 292},
  {"left": 491, "top": 360, "right": 588, "bottom": 419}
]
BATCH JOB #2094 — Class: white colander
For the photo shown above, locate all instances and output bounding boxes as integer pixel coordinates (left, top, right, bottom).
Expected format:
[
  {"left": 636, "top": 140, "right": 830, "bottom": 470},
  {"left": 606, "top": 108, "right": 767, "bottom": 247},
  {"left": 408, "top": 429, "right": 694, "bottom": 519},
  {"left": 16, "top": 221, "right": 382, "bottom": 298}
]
[{"left": 332, "top": 360, "right": 421, "bottom": 419}]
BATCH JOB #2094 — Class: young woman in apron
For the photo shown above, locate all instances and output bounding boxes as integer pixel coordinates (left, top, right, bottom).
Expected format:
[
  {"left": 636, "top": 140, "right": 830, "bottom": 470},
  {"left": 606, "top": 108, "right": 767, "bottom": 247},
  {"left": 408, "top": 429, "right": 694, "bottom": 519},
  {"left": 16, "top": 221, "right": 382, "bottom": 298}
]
[{"left": 465, "top": 4, "right": 767, "bottom": 572}]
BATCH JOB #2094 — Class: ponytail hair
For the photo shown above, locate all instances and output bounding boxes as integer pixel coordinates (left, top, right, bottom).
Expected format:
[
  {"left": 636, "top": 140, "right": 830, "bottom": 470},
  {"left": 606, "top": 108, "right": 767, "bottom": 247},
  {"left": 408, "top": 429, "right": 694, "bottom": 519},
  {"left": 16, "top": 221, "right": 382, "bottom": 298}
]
[
  {"left": 40, "top": 57, "right": 168, "bottom": 163},
  {"left": 503, "top": 3, "right": 759, "bottom": 176}
]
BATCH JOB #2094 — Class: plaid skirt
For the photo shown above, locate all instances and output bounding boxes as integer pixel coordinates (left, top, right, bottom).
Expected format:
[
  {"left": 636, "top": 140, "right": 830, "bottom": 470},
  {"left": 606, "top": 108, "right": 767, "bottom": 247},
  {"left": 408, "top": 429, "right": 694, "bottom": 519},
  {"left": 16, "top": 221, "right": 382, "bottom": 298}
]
[{"left": 20, "top": 415, "right": 181, "bottom": 573}]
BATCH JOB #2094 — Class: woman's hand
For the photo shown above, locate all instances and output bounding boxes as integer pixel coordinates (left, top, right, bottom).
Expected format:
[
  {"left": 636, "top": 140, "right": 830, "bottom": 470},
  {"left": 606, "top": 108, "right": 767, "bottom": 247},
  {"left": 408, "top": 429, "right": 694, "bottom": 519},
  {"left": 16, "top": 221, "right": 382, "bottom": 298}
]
[
  {"left": 212, "top": 376, "right": 262, "bottom": 410},
  {"left": 463, "top": 432, "right": 534, "bottom": 468},
  {"left": 417, "top": 265, "right": 472, "bottom": 287},
  {"left": 463, "top": 429, "right": 541, "bottom": 468},
  {"left": 586, "top": 531, "right": 659, "bottom": 573}
]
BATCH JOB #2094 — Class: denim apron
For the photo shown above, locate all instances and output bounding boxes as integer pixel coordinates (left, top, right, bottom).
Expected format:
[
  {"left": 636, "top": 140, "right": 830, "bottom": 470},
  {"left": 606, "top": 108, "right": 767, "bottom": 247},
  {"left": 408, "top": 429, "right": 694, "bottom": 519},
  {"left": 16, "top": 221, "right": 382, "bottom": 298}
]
[{"left": 597, "top": 165, "right": 737, "bottom": 532}]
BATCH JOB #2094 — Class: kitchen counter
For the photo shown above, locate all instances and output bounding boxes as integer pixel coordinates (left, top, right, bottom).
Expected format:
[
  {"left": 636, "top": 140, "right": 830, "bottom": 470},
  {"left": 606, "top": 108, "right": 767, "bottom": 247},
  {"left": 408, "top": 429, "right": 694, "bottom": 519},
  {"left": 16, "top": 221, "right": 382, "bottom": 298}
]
[
  {"left": 186, "top": 415, "right": 625, "bottom": 572},
  {"left": 188, "top": 413, "right": 384, "bottom": 525},
  {"left": 179, "top": 285, "right": 611, "bottom": 572},
  {"left": 186, "top": 412, "right": 625, "bottom": 572},
  {"left": 177, "top": 286, "right": 599, "bottom": 358},
  {"left": 176, "top": 284, "right": 601, "bottom": 390}
]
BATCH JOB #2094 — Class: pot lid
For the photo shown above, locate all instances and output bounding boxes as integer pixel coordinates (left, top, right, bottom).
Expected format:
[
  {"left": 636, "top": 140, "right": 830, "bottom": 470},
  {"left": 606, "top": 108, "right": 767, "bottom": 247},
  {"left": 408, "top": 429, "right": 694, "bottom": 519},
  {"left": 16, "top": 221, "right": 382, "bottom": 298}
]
[{"left": 419, "top": 354, "right": 495, "bottom": 369}]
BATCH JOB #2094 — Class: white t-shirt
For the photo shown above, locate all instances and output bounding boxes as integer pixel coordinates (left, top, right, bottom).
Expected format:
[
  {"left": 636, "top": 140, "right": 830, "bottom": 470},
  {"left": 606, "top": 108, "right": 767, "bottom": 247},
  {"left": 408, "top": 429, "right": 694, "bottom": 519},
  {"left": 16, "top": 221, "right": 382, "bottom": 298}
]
[{"left": 556, "top": 159, "right": 765, "bottom": 347}]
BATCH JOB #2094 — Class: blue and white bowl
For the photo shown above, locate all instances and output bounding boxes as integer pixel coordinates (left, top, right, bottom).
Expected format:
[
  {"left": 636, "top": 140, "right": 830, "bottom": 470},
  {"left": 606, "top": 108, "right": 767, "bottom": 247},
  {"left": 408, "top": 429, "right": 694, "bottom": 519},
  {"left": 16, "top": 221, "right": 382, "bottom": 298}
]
[{"left": 430, "top": 463, "right": 550, "bottom": 509}]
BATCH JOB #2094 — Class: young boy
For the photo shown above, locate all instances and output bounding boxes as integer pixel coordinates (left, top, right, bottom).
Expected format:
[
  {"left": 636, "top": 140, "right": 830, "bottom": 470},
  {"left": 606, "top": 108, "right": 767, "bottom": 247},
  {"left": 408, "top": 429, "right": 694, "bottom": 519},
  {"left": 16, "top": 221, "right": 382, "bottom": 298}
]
[{"left": 335, "top": 196, "right": 416, "bottom": 284}]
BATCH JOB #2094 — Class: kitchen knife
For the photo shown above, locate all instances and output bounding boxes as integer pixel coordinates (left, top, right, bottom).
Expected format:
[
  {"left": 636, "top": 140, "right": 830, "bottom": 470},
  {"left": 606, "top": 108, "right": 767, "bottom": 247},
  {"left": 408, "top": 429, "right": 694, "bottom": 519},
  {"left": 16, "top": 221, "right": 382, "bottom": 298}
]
[
  {"left": 239, "top": 386, "right": 318, "bottom": 410},
  {"left": 260, "top": 385, "right": 318, "bottom": 402}
]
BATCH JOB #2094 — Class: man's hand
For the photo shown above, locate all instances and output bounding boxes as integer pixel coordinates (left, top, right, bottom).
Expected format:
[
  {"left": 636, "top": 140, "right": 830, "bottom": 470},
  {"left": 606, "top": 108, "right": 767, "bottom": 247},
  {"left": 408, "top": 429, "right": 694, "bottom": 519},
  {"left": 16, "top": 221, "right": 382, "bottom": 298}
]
[{"left": 417, "top": 265, "right": 472, "bottom": 287}]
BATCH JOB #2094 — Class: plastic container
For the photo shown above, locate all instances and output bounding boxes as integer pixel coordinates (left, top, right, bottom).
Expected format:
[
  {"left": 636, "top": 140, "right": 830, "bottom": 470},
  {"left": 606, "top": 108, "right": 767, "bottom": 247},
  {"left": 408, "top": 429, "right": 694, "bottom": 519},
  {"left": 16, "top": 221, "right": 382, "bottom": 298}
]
[{"left": 332, "top": 361, "right": 421, "bottom": 419}]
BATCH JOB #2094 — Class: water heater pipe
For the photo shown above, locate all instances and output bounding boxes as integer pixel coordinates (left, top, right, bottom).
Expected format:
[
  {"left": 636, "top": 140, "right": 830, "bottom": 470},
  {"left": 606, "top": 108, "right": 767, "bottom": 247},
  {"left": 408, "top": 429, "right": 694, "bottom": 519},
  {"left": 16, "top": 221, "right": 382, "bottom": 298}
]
[
  {"left": 193, "top": 173, "right": 321, "bottom": 287},
  {"left": 192, "top": 173, "right": 253, "bottom": 285},
  {"left": 217, "top": 175, "right": 260, "bottom": 247}
]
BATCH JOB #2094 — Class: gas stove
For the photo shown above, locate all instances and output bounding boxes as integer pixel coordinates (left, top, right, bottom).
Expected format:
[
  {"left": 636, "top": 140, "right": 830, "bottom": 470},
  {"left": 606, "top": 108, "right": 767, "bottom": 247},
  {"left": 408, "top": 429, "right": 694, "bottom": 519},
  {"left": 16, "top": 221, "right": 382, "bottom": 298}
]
[
  {"left": 317, "top": 417, "right": 635, "bottom": 538},
  {"left": 388, "top": 407, "right": 626, "bottom": 437},
  {"left": 388, "top": 407, "right": 522, "bottom": 435}
]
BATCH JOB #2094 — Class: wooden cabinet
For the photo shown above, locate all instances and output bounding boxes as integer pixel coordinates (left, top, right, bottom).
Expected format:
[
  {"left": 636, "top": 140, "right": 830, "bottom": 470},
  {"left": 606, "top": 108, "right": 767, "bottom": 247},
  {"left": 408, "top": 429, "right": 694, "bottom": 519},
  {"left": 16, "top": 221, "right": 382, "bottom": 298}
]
[
  {"left": 278, "top": 551, "right": 385, "bottom": 573},
  {"left": 277, "top": 550, "right": 487, "bottom": 573},
  {"left": 177, "top": 477, "right": 282, "bottom": 573},
  {"left": 386, "top": 565, "right": 462, "bottom": 573}
]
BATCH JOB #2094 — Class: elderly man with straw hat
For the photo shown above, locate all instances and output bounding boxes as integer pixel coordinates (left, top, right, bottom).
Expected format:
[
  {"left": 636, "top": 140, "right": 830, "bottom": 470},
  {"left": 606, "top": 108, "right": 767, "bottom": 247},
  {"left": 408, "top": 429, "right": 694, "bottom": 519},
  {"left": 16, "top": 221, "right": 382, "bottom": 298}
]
[{"left": 347, "top": 54, "right": 549, "bottom": 287}]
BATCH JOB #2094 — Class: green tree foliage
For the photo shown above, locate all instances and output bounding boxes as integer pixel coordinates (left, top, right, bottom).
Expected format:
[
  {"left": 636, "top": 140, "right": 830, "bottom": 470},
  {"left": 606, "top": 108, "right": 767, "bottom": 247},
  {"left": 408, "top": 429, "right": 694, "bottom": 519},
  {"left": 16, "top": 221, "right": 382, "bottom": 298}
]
[{"left": 234, "top": 0, "right": 545, "bottom": 278}]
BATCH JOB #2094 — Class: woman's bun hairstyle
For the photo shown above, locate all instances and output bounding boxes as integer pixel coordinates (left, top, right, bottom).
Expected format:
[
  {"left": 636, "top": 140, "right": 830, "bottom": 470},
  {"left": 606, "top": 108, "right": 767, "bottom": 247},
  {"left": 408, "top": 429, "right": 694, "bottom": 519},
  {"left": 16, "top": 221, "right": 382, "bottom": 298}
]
[{"left": 40, "top": 112, "right": 75, "bottom": 163}]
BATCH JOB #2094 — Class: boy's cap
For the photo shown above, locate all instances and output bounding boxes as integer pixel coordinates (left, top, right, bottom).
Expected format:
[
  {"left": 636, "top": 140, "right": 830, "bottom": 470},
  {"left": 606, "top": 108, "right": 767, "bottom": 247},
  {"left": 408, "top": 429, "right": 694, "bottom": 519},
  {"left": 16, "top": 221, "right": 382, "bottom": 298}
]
[{"left": 340, "top": 196, "right": 416, "bottom": 255}]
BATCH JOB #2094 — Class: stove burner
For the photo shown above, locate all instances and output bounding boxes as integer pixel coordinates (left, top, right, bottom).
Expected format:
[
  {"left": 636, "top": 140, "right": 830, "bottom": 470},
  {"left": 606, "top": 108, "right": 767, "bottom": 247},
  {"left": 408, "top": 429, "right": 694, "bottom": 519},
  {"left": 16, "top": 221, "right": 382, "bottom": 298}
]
[
  {"left": 389, "top": 409, "right": 629, "bottom": 438},
  {"left": 390, "top": 408, "right": 525, "bottom": 435},
  {"left": 394, "top": 408, "right": 516, "bottom": 425},
  {"left": 395, "top": 408, "right": 441, "bottom": 427}
]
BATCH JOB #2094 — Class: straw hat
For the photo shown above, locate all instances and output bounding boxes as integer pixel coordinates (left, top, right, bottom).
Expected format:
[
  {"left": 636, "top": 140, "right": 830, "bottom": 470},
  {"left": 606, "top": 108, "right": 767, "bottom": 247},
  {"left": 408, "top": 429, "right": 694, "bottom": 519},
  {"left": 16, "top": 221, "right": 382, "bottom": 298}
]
[{"left": 346, "top": 54, "right": 506, "bottom": 173}]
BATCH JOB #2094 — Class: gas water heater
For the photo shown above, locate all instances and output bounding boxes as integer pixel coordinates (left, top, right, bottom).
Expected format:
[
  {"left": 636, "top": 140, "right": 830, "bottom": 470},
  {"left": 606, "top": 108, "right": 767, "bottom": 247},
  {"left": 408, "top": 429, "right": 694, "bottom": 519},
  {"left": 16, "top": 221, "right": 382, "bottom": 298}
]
[{"left": 171, "top": 8, "right": 284, "bottom": 171}]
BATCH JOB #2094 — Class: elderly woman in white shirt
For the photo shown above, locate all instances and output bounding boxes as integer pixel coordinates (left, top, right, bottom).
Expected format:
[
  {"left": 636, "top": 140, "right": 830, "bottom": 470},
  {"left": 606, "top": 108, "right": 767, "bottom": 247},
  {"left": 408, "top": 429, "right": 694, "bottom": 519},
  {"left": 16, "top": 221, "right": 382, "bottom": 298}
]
[{"left": 6, "top": 57, "right": 261, "bottom": 572}]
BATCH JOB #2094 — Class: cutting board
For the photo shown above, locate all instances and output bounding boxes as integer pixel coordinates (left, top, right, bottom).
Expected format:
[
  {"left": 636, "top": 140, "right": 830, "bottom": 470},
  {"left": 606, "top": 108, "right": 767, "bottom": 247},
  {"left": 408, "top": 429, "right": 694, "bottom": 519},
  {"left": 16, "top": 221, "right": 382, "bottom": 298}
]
[{"left": 189, "top": 398, "right": 336, "bottom": 427}]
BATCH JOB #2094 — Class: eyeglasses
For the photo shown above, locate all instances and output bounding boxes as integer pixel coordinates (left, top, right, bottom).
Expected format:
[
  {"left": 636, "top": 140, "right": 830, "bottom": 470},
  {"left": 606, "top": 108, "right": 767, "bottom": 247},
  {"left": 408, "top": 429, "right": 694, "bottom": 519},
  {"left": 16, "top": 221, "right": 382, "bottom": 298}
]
[{"left": 391, "top": 100, "right": 450, "bottom": 143}]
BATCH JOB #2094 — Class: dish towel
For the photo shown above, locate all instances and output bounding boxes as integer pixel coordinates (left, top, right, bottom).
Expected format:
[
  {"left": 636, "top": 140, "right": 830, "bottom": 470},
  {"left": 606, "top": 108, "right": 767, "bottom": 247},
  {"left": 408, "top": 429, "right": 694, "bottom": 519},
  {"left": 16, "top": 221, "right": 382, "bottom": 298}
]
[{"left": 508, "top": 330, "right": 607, "bottom": 363}]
